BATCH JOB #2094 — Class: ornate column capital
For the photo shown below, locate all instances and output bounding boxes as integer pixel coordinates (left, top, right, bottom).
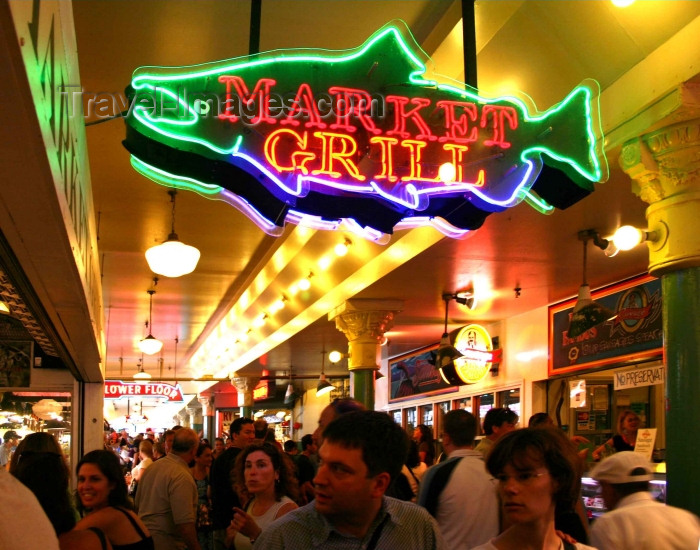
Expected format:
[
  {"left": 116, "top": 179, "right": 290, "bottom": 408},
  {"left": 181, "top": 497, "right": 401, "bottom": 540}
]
[
  {"left": 329, "top": 299, "right": 403, "bottom": 371},
  {"left": 621, "top": 115, "right": 700, "bottom": 275},
  {"left": 197, "top": 395, "right": 212, "bottom": 416},
  {"left": 231, "top": 376, "right": 259, "bottom": 407}
]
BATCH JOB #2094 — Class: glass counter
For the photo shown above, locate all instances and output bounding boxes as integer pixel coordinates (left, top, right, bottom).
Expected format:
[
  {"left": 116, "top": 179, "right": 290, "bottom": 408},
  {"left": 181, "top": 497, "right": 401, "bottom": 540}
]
[{"left": 581, "top": 468, "right": 666, "bottom": 521}]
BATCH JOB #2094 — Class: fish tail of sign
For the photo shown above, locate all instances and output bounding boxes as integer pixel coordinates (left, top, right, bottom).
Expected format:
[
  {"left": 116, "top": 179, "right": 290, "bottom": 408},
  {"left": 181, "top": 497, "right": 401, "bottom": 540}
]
[{"left": 535, "top": 81, "right": 608, "bottom": 188}]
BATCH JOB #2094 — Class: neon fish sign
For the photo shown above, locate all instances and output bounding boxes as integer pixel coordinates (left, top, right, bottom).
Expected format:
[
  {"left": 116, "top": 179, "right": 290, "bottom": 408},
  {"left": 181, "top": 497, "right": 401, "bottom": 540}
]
[{"left": 124, "top": 22, "right": 607, "bottom": 239}]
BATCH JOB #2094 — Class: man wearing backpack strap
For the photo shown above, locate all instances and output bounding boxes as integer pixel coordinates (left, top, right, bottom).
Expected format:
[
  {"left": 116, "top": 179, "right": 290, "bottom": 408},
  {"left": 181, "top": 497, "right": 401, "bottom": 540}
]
[{"left": 417, "top": 410, "right": 499, "bottom": 549}]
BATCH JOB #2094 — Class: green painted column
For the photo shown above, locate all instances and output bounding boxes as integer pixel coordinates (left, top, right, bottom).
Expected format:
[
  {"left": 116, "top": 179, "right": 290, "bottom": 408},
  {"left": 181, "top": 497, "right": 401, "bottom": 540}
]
[
  {"left": 330, "top": 299, "right": 403, "bottom": 410},
  {"left": 662, "top": 268, "right": 700, "bottom": 514},
  {"left": 621, "top": 112, "right": 700, "bottom": 516}
]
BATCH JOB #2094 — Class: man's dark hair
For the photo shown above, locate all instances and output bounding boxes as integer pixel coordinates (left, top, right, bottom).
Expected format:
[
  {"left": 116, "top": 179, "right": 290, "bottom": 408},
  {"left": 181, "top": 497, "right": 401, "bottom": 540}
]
[
  {"left": 230, "top": 417, "right": 254, "bottom": 435},
  {"left": 283, "top": 440, "right": 297, "bottom": 453},
  {"left": 330, "top": 397, "right": 365, "bottom": 416},
  {"left": 443, "top": 409, "right": 477, "bottom": 446},
  {"left": 323, "top": 410, "right": 408, "bottom": 481},
  {"left": 482, "top": 407, "right": 519, "bottom": 435},
  {"left": 301, "top": 434, "right": 314, "bottom": 450}
]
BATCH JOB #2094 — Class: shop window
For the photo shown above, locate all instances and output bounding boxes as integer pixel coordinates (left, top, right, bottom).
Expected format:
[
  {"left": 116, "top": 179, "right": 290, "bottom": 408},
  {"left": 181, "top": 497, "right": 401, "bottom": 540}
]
[
  {"left": 0, "top": 390, "right": 72, "bottom": 468},
  {"left": 478, "top": 393, "right": 494, "bottom": 419},
  {"left": 391, "top": 410, "right": 401, "bottom": 426},
  {"left": 455, "top": 396, "right": 472, "bottom": 413},
  {"left": 499, "top": 388, "right": 521, "bottom": 424},
  {"left": 406, "top": 407, "right": 416, "bottom": 433},
  {"left": 421, "top": 405, "right": 433, "bottom": 427},
  {"left": 437, "top": 401, "right": 451, "bottom": 416}
]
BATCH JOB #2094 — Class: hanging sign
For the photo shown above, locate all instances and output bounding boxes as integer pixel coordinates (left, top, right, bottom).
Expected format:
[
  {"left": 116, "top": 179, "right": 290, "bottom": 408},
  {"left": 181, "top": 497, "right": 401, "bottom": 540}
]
[
  {"left": 104, "top": 380, "right": 184, "bottom": 402},
  {"left": 614, "top": 364, "right": 665, "bottom": 390},
  {"left": 549, "top": 275, "right": 662, "bottom": 376},
  {"left": 253, "top": 379, "right": 270, "bottom": 400},
  {"left": 439, "top": 324, "right": 502, "bottom": 385},
  {"left": 123, "top": 22, "right": 607, "bottom": 240}
]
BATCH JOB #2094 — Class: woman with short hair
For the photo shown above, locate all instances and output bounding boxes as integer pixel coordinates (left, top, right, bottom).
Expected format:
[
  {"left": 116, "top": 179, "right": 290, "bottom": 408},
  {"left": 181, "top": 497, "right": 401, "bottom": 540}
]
[{"left": 472, "top": 427, "right": 596, "bottom": 550}]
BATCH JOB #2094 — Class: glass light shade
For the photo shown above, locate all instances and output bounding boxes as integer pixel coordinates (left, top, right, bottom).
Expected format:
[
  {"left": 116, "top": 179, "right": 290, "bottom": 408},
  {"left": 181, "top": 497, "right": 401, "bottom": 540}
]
[
  {"left": 0, "top": 301, "right": 10, "bottom": 314},
  {"left": 138, "top": 334, "right": 163, "bottom": 355},
  {"left": 133, "top": 369, "right": 152, "bottom": 380},
  {"left": 316, "top": 374, "right": 334, "bottom": 396},
  {"left": 611, "top": 225, "right": 644, "bottom": 251},
  {"left": 328, "top": 350, "right": 343, "bottom": 363},
  {"left": 146, "top": 237, "right": 200, "bottom": 277}
]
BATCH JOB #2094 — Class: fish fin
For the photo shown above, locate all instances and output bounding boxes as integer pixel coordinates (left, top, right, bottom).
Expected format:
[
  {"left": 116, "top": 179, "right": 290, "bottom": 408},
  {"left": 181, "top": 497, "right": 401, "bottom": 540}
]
[{"left": 534, "top": 81, "right": 608, "bottom": 186}]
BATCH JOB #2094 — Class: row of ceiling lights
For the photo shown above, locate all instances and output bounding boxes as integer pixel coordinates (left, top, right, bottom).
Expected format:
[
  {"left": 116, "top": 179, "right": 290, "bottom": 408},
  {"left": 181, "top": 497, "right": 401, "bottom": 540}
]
[
  {"left": 133, "top": 185, "right": 655, "bottom": 379},
  {"left": 133, "top": 189, "right": 357, "bottom": 380}
]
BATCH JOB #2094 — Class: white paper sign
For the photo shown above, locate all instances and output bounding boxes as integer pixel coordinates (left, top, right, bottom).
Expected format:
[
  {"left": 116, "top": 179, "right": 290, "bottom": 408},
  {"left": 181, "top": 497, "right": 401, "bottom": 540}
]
[
  {"left": 614, "top": 365, "right": 665, "bottom": 390},
  {"left": 569, "top": 380, "right": 587, "bottom": 408},
  {"left": 634, "top": 428, "right": 657, "bottom": 461}
]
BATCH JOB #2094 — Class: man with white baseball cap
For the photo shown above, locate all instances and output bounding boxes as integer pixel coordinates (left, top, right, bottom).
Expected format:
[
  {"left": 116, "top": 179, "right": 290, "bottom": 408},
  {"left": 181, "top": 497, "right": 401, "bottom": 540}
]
[{"left": 589, "top": 451, "right": 700, "bottom": 549}]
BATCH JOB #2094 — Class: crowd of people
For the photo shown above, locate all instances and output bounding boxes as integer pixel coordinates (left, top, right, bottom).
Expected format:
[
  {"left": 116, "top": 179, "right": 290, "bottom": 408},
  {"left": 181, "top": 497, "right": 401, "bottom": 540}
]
[{"left": 2, "top": 403, "right": 699, "bottom": 550}]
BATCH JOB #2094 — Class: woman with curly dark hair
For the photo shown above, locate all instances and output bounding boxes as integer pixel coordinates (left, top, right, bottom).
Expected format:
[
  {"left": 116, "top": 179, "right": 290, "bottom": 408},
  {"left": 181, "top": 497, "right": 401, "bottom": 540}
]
[
  {"left": 74, "top": 449, "right": 154, "bottom": 550},
  {"left": 224, "top": 443, "right": 298, "bottom": 550}
]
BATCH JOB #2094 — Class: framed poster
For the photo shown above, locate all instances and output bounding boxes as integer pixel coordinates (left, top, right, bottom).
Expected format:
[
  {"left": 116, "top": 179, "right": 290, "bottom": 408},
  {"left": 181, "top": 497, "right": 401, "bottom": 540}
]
[
  {"left": 389, "top": 344, "right": 457, "bottom": 403},
  {"left": 0, "top": 340, "right": 33, "bottom": 388},
  {"left": 548, "top": 275, "right": 662, "bottom": 376}
]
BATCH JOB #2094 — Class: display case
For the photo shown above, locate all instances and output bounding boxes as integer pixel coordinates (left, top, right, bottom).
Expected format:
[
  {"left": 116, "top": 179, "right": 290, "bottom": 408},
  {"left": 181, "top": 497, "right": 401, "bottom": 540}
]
[{"left": 581, "top": 469, "right": 667, "bottom": 521}]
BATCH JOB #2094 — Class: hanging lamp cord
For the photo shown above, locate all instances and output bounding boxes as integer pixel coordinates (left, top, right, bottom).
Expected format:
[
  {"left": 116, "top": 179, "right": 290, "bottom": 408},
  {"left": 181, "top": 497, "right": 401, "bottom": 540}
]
[{"left": 168, "top": 190, "right": 178, "bottom": 238}]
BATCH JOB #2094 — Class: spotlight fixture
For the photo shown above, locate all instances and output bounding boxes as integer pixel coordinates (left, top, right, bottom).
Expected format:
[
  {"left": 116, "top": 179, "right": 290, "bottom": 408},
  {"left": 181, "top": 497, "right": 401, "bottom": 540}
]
[
  {"left": 567, "top": 230, "right": 617, "bottom": 338},
  {"left": 434, "top": 293, "right": 464, "bottom": 369},
  {"left": 138, "top": 282, "right": 163, "bottom": 355},
  {"left": 444, "top": 287, "right": 477, "bottom": 310},
  {"left": 145, "top": 189, "right": 200, "bottom": 277},
  {"left": 316, "top": 350, "right": 335, "bottom": 397},
  {"left": 133, "top": 358, "right": 151, "bottom": 380}
]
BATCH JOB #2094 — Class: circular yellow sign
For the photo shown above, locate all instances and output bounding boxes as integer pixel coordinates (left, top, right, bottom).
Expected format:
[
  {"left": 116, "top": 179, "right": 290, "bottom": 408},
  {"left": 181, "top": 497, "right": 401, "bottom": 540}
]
[{"left": 452, "top": 324, "right": 493, "bottom": 384}]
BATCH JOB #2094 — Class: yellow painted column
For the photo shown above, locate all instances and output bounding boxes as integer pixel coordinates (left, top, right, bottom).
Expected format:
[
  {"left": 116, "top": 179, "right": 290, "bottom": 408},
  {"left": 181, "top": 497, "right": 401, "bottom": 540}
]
[
  {"left": 620, "top": 109, "right": 700, "bottom": 515},
  {"left": 231, "top": 376, "right": 259, "bottom": 419},
  {"left": 329, "top": 299, "right": 403, "bottom": 409}
]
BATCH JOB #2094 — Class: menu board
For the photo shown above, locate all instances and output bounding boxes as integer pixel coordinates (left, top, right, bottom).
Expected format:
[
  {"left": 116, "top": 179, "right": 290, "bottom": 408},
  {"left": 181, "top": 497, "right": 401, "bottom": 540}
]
[{"left": 549, "top": 275, "right": 663, "bottom": 376}]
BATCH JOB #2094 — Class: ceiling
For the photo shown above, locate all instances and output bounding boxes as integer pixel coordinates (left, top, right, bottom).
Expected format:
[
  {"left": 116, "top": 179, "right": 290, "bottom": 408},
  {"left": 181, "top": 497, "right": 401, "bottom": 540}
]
[{"left": 61, "top": 1, "right": 699, "bottom": 404}]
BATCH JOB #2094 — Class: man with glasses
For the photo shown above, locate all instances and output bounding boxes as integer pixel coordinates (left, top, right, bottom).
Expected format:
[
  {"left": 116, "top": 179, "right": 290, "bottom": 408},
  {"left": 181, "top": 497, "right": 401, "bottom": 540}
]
[{"left": 417, "top": 410, "right": 499, "bottom": 549}]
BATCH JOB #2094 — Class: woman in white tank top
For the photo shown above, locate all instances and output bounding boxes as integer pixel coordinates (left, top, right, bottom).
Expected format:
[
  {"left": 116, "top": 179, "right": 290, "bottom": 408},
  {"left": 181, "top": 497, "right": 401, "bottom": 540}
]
[{"left": 224, "top": 443, "right": 299, "bottom": 550}]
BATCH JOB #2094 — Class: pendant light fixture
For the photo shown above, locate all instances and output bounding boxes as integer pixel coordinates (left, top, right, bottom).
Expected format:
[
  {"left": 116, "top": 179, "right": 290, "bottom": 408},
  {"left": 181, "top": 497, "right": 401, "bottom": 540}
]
[
  {"left": 284, "top": 366, "right": 297, "bottom": 406},
  {"left": 435, "top": 292, "right": 466, "bottom": 385},
  {"left": 138, "top": 282, "right": 163, "bottom": 355},
  {"left": 133, "top": 357, "right": 151, "bottom": 380},
  {"left": 567, "top": 231, "right": 617, "bottom": 338},
  {"left": 316, "top": 350, "right": 335, "bottom": 397},
  {"left": 146, "top": 190, "right": 200, "bottom": 277}
]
